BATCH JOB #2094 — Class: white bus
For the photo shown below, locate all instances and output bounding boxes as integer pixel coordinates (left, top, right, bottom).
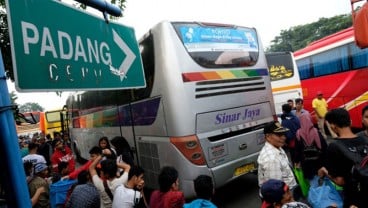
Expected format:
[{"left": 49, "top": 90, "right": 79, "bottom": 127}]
[
  {"left": 266, "top": 52, "right": 303, "bottom": 115},
  {"left": 67, "top": 21, "right": 276, "bottom": 197}
]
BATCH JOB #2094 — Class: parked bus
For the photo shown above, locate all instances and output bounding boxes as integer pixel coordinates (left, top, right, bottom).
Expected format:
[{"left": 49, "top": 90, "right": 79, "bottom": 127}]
[
  {"left": 294, "top": 27, "right": 368, "bottom": 129},
  {"left": 266, "top": 52, "right": 303, "bottom": 115},
  {"left": 67, "top": 21, "right": 276, "bottom": 197},
  {"left": 39, "top": 109, "right": 68, "bottom": 137}
]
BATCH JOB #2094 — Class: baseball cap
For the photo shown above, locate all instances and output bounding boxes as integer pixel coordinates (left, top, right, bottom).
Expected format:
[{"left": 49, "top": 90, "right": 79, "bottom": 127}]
[
  {"left": 261, "top": 179, "right": 288, "bottom": 207},
  {"left": 34, "top": 163, "right": 48, "bottom": 174},
  {"left": 263, "top": 121, "right": 289, "bottom": 134}
]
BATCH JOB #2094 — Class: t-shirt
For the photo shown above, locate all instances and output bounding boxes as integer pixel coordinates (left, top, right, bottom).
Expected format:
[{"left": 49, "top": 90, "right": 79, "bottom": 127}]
[
  {"left": 22, "top": 154, "right": 47, "bottom": 165},
  {"left": 325, "top": 137, "right": 368, "bottom": 207},
  {"left": 312, "top": 98, "right": 328, "bottom": 118},
  {"left": 356, "top": 130, "right": 368, "bottom": 141},
  {"left": 28, "top": 176, "right": 50, "bottom": 208},
  {"left": 65, "top": 183, "right": 100, "bottom": 208},
  {"left": 92, "top": 171, "right": 128, "bottom": 208},
  {"left": 149, "top": 190, "right": 185, "bottom": 208},
  {"left": 112, "top": 185, "right": 141, "bottom": 208},
  {"left": 51, "top": 147, "right": 75, "bottom": 173},
  {"left": 184, "top": 199, "right": 217, "bottom": 208}
]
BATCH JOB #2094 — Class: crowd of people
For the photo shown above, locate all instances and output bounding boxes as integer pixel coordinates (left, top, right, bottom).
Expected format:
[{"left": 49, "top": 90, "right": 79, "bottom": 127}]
[
  {"left": 19, "top": 132, "right": 217, "bottom": 208},
  {"left": 17, "top": 92, "right": 368, "bottom": 208},
  {"left": 259, "top": 92, "right": 368, "bottom": 208}
]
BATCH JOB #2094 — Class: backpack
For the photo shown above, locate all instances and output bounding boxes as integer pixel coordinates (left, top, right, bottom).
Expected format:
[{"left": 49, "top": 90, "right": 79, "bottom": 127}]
[
  {"left": 301, "top": 139, "right": 321, "bottom": 162},
  {"left": 334, "top": 139, "right": 368, "bottom": 192}
]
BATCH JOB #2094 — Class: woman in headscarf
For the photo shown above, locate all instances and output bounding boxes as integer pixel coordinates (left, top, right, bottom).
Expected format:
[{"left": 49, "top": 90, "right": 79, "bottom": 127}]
[{"left": 294, "top": 113, "right": 328, "bottom": 180}]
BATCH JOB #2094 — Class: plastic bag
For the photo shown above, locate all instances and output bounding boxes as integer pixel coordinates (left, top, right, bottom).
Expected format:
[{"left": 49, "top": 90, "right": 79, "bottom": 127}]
[
  {"left": 293, "top": 167, "right": 310, "bottom": 197},
  {"left": 50, "top": 179, "right": 77, "bottom": 208},
  {"left": 307, "top": 176, "right": 343, "bottom": 208}
]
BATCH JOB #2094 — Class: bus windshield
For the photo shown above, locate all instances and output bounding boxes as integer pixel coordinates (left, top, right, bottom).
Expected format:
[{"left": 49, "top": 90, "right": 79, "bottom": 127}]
[
  {"left": 266, "top": 52, "right": 303, "bottom": 115},
  {"left": 173, "top": 22, "right": 259, "bottom": 68},
  {"left": 266, "top": 52, "right": 295, "bottom": 81}
]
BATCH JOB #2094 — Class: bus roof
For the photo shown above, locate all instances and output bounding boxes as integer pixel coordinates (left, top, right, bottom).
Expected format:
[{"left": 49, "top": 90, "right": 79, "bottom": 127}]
[{"left": 294, "top": 27, "right": 354, "bottom": 57}]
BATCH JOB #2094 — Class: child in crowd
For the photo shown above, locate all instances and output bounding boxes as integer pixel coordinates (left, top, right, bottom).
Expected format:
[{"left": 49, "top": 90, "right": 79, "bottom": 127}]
[{"left": 99, "top": 136, "right": 117, "bottom": 160}]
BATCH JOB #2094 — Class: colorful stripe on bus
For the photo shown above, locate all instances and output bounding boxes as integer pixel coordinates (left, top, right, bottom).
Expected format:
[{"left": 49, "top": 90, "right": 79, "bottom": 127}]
[{"left": 182, "top": 68, "right": 269, "bottom": 82}]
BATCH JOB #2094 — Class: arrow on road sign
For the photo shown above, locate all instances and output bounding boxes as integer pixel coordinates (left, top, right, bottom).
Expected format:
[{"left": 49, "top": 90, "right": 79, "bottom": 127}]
[{"left": 111, "top": 29, "right": 136, "bottom": 81}]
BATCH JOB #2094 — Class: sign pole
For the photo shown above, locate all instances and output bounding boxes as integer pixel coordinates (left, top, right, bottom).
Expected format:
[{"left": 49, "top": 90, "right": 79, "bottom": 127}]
[{"left": 0, "top": 50, "right": 31, "bottom": 207}]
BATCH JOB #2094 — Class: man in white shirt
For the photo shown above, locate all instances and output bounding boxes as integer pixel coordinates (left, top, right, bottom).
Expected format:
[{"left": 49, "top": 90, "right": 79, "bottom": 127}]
[
  {"left": 89, "top": 154, "right": 131, "bottom": 208},
  {"left": 257, "top": 121, "right": 297, "bottom": 191},
  {"left": 112, "top": 165, "right": 145, "bottom": 208},
  {"left": 22, "top": 142, "right": 47, "bottom": 165}
]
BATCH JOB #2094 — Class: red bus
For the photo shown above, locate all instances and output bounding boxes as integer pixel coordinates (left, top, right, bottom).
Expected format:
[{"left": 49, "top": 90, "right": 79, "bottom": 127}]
[{"left": 294, "top": 27, "right": 368, "bottom": 129}]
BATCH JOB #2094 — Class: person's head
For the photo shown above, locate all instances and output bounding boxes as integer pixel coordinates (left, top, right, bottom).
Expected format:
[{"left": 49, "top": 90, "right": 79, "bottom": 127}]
[
  {"left": 287, "top": 99, "right": 294, "bottom": 108},
  {"left": 52, "top": 139, "right": 64, "bottom": 150},
  {"left": 38, "top": 133, "right": 46, "bottom": 144},
  {"left": 264, "top": 121, "right": 289, "bottom": 148},
  {"left": 58, "top": 161, "right": 69, "bottom": 176},
  {"left": 38, "top": 137, "right": 46, "bottom": 144},
  {"left": 54, "top": 132, "right": 62, "bottom": 139},
  {"left": 361, "top": 105, "right": 368, "bottom": 129},
  {"left": 77, "top": 170, "right": 90, "bottom": 185},
  {"left": 325, "top": 108, "right": 351, "bottom": 129},
  {"left": 89, "top": 146, "right": 102, "bottom": 160},
  {"left": 128, "top": 165, "right": 145, "bottom": 189},
  {"left": 110, "top": 136, "right": 131, "bottom": 155},
  {"left": 62, "top": 133, "right": 70, "bottom": 142},
  {"left": 100, "top": 159, "right": 117, "bottom": 179},
  {"left": 34, "top": 163, "right": 49, "bottom": 178},
  {"left": 158, "top": 166, "right": 179, "bottom": 192},
  {"left": 99, "top": 136, "right": 111, "bottom": 150},
  {"left": 28, "top": 142, "right": 39, "bottom": 152},
  {"left": 294, "top": 98, "right": 304, "bottom": 111},
  {"left": 317, "top": 91, "right": 323, "bottom": 99},
  {"left": 46, "top": 134, "right": 52, "bottom": 140},
  {"left": 282, "top": 103, "right": 292, "bottom": 114},
  {"left": 193, "top": 175, "right": 214, "bottom": 200},
  {"left": 261, "top": 179, "right": 293, "bottom": 208}
]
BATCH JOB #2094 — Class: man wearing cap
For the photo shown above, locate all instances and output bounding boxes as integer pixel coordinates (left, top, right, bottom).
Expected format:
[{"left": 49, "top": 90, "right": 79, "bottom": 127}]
[
  {"left": 312, "top": 91, "right": 328, "bottom": 139},
  {"left": 257, "top": 121, "right": 297, "bottom": 194},
  {"left": 28, "top": 163, "right": 50, "bottom": 208}
]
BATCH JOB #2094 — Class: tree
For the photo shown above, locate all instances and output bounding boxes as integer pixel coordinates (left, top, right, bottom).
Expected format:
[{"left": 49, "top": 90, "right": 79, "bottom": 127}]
[
  {"left": 0, "top": 0, "right": 126, "bottom": 81},
  {"left": 0, "top": 0, "right": 12, "bottom": 80},
  {"left": 267, "top": 14, "right": 353, "bottom": 52},
  {"left": 18, "top": 102, "right": 44, "bottom": 113}
]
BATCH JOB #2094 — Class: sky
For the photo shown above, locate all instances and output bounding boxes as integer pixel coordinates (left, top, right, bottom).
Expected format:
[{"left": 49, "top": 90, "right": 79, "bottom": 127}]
[{"left": 6, "top": 0, "right": 352, "bottom": 111}]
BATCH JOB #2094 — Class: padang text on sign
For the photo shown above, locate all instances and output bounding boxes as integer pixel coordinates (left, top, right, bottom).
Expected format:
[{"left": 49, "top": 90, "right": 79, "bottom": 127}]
[{"left": 21, "top": 21, "right": 111, "bottom": 81}]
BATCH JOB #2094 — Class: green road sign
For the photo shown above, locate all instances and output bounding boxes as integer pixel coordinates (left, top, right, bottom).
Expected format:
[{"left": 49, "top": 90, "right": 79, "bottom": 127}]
[{"left": 6, "top": 0, "right": 145, "bottom": 91}]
